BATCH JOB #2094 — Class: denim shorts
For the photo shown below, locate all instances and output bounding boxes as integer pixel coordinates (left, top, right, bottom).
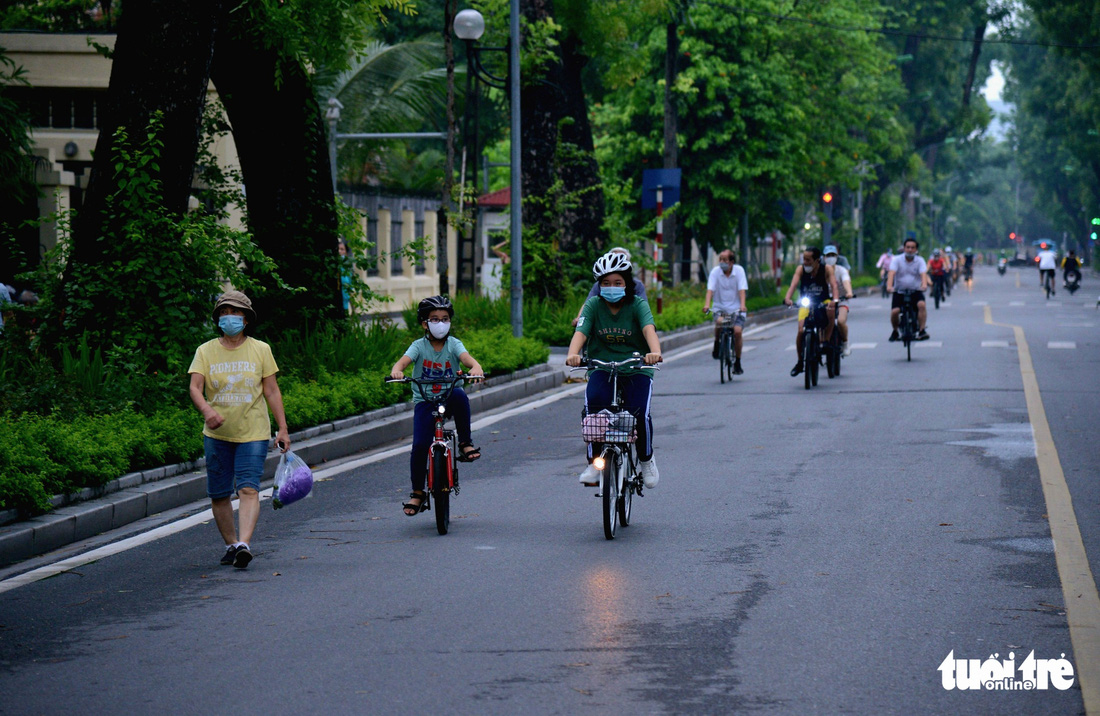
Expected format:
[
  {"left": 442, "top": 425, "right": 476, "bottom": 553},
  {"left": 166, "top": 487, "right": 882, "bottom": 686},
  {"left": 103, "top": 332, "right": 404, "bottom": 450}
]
[{"left": 204, "top": 437, "right": 268, "bottom": 499}]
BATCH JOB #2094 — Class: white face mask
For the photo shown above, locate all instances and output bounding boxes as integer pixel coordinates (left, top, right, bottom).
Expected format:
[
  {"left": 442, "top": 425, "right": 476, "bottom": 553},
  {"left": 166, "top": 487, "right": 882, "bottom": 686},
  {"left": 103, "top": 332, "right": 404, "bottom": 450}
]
[
  {"left": 824, "top": 256, "right": 837, "bottom": 266},
  {"left": 428, "top": 322, "right": 450, "bottom": 339}
]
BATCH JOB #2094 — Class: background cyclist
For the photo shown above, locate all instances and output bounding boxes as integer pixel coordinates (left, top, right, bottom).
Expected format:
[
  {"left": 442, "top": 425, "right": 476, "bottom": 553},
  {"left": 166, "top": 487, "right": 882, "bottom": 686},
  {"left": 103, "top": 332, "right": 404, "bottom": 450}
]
[
  {"left": 1037, "top": 243, "right": 1058, "bottom": 294},
  {"left": 703, "top": 248, "right": 748, "bottom": 375},
  {"left": 566, "top": 252, "right": 663, "bottom": 489},
  {"left": 886, "top": 237, "right": 929, "bottom": 341},
  {"left": 783, "top": 246, "right": 839, "bottom": 377},
  {"left": 823, "top": 245, "right": 854, "bottom": 357}
]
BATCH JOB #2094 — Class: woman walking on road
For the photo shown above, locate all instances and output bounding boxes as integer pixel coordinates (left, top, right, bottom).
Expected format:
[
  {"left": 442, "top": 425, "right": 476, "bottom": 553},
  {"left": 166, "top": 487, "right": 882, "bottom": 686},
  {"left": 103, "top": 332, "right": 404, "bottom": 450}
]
[{"left": 188, "top": 291, "right": 289, "bottom": 569}]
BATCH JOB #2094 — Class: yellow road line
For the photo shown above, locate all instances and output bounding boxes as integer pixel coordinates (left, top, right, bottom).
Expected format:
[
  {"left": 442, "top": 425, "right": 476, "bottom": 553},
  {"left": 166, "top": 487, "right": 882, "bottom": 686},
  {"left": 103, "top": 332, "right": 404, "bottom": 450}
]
[{"left": 986, "top": 304, "right": 1100, "bottom": 712}]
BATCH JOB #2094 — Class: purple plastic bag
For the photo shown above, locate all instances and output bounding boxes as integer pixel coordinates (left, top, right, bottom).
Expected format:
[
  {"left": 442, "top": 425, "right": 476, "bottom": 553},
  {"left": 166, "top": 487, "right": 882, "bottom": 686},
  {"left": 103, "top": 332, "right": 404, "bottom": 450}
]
[{"left": 273, "top": 450, "right": 313, "bottom": 509}]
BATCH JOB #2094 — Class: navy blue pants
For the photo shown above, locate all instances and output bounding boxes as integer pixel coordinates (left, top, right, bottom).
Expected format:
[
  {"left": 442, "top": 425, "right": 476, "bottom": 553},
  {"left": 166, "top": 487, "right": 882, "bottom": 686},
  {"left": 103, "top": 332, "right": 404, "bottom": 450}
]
[
  {"left": 585, "top": 371, "right": 653, "bottom": 461},
  {"left": 410, "top": 388, "right": 472, "bottom": 492}
]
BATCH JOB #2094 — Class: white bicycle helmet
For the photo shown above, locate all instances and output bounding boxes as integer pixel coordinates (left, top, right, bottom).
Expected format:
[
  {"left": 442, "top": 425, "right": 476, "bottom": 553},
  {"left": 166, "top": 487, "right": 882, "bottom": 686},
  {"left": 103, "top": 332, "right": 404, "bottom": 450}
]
[{"left": 592, "top": 251, "right": 633, "bottom": 281}]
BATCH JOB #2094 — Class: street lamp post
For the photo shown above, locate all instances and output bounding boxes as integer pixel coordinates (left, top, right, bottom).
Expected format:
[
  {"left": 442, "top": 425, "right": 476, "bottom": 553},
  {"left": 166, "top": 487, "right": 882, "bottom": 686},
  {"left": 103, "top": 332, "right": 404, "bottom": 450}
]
[{"left": 455, "top": 6, "right": 523, "bottom": 337}]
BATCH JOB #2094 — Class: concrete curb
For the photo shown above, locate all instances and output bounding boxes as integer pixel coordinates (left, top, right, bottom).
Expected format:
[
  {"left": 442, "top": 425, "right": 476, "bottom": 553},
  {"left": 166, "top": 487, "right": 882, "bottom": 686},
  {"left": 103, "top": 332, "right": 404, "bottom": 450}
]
[
  {"left": 0, "top": 295, "right": 844, "bottom": 567},
  {"left": 0, "top": 363, "right": 565, "bottom": 566}
]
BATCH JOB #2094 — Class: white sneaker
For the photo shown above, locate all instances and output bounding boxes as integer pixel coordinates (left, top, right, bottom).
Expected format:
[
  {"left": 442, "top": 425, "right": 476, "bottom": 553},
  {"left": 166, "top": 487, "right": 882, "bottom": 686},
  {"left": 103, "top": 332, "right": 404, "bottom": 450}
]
[
  {"left": 639, "top": 458, "right": 659, "bottom": 489},
  {"left": 579, "top": 464, "right": 600, "bottom": 486},
  {"left": 841, "top": 341, "right": 851, "bottom": 357}
]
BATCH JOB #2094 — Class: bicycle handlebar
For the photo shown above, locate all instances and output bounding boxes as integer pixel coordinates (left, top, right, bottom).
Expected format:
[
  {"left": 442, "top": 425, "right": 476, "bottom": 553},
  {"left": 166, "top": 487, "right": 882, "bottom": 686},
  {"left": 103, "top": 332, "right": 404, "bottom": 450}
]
[{"left": 569, "top": 353, "right": 662, "bottom": 372}]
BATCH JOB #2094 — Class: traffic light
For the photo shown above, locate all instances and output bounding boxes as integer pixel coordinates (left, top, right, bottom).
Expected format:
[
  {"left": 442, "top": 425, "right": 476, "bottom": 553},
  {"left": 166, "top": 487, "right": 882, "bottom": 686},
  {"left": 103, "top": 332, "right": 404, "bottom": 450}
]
[
  {"left": 1092, "top": 232, "right": 1097, "bottom": 241},
  {"left": 1091, "top": 217, "right": 1100, "bottom": 225},
  {"left": 822, "top": 192, "right": 833, "bottom": 204},
  {"left": 1009, "top": 232, "right": 1016, "bottom": 241}
]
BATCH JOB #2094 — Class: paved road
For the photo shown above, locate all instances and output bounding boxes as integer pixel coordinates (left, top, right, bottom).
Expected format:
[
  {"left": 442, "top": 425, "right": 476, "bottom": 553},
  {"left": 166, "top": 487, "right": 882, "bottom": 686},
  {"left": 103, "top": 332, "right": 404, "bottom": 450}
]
[{"left": 1, "top": 265, "right": 1097, "bottom": 715}]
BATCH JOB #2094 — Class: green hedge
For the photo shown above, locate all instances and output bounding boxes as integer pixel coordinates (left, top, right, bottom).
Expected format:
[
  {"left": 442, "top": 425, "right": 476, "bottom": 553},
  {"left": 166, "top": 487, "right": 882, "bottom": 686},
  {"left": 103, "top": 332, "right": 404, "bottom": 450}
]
[{"left": 0, "top": 323, "right": 550, "bottom": 516}]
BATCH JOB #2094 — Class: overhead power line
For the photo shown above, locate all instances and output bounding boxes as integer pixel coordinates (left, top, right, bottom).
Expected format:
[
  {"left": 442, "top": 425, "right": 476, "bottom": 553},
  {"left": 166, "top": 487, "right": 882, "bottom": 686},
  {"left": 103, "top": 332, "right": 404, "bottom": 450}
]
[{"left": 694, "top": 0, "right": 1100, "bottom": 50}]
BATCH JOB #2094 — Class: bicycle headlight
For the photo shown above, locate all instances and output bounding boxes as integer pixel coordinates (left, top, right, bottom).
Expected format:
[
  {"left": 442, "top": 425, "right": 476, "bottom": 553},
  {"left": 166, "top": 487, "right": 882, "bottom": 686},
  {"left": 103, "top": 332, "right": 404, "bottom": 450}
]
[
  {"left": 799, "top": 296, "right": 811, "bottom": 308},
  {"left": 437, "top": 405, "right": 446, "bottom": 415},
  {"left": 593, "top": 456, "right": 606, "bottom": 470}
]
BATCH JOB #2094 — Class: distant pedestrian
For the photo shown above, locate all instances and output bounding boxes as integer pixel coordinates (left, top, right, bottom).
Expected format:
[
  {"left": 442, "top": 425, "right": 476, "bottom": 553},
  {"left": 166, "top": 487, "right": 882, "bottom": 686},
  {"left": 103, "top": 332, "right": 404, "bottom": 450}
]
[{"left": 188, "top": 290, "right": 289, "bottom": 569}]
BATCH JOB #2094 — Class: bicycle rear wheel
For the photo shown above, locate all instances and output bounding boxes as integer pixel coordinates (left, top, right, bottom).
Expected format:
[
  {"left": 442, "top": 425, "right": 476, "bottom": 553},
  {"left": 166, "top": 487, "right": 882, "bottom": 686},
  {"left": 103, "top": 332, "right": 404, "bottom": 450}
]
[
  {"left": 430, "top": 445, "right": 450, "bottom": 535},
  {"left": 602, "top": 455, "right": 619, "bottom": 540},
  {"left": 618, "top": 449, "right": 633, "bottom": 527},
  {"left": 810, "top": 333, "right": 820, "bottom": 386}
]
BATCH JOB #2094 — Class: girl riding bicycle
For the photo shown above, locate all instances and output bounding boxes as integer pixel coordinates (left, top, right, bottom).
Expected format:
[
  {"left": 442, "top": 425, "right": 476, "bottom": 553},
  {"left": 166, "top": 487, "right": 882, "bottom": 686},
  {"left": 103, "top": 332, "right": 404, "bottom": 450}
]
[
  {"left": 390, "top": 296, "right": 484, "bottom": 516},
  {"left": 565, "top": 252, "right": 663, "bottom": 489}
]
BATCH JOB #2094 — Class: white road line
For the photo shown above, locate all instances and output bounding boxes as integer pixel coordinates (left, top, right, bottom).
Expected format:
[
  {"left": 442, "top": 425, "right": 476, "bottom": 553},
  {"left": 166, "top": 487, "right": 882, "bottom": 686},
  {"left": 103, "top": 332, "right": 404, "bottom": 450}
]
[
  {"left": 2, "top": 325, "right": 787, "bottom": 593},
  {"left": 1060, "top": 323, "right": 1095, "bottom": 328},
  {"left": 1046, "top": 302, "right": 1063, "bottom": 307},
  {"left": 1048, "top": 341, "right": 1077, "bottom": 349},
  {"left": 785, "top": 345, "right": 796, "bottom": 351},
  {"left": 1009, "top": 301, "right": 1026, "bottom": 306},
  {"left": 981, "top": 340, "right": 1010, "bottom": 348},
  {"left": 849, "top": 342, "right": 878, "bottom": 349},
  {"left": 913, "top": 341, "right": 943, "bottom": 348},
  {"left": 972, "top": 301, "right": 989, "bottom": 306}
]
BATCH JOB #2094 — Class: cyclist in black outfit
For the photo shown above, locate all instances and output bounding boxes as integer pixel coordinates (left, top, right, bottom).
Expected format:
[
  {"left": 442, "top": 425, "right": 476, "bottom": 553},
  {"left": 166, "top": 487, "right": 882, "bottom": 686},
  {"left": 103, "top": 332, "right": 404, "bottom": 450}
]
[{"left": 782, "top": 246, "right": 839, "bottom": 377}]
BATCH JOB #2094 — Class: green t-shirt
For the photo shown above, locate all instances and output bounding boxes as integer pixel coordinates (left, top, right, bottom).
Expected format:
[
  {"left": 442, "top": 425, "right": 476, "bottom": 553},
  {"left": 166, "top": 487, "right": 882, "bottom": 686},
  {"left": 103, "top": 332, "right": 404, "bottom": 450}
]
[{"left": 576, "top": 295, "right": 655, "bottom": 376}]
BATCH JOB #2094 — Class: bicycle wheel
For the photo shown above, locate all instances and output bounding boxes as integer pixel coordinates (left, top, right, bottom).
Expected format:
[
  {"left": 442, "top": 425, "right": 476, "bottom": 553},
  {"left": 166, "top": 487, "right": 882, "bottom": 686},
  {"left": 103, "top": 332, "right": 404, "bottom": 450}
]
[
  {"left": 618, "top": 449, "right": 633, "bottom": 527},
  {"left": 810, "top": 336, "right": 820, "bottom": 386},
  {"left": 602, "top": 454, "right": 619, "bottom": 540},
  {"left": 803, "top": 332, "right": 814, "bottom": 390},
  {"left": 431, "top": 445, "right": 450, "bottom": 535},
  {"left": 725, "top": 334, "right": 734, "bottom": 382},
  {"left": 834, "top": 339, "right": 842, "bottom": 376},
  {"left": 719, "top": 332, "right": 727, "bottom": 384},
  {"left": 933, "top": 285, "right": 940, "bottom": 309}
]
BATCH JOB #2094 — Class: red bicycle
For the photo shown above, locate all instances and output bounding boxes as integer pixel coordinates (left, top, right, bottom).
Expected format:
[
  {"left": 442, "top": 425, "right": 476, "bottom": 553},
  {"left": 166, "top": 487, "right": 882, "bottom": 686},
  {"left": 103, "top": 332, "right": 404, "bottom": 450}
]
[{"left": 386, "top": 373, "right": 483, "bottom": 535}]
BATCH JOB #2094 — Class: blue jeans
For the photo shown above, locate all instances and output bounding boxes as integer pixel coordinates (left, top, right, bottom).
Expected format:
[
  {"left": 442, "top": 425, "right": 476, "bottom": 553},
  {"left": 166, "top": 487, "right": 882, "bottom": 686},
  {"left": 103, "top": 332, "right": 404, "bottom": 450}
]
[
  {"left": 410, "top": 388, "right": 472, "bottom": 492},
  {"left": 584, "top": 371, "right": 653, "bottom": 462},
  {"left": 204, "top": 437, "right": 268, "bottom": 499}
]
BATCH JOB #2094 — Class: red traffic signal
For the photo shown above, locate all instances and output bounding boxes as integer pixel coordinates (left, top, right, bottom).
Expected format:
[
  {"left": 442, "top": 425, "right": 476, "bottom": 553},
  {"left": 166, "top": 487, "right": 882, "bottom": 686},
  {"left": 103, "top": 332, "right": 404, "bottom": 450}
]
[
  {"left": 822, "top": 192, "right": 834, "bottom": 203},
  {"left": 1009, "top": 232, "right": 1016, "bottom": 240}
]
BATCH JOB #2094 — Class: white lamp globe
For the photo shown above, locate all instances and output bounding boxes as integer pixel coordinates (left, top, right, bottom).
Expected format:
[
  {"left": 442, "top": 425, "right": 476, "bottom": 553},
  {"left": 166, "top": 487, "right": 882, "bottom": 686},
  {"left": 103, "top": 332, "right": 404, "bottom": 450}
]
[{"left": 454, "top": 9, "right": 485, "bottom": 41}]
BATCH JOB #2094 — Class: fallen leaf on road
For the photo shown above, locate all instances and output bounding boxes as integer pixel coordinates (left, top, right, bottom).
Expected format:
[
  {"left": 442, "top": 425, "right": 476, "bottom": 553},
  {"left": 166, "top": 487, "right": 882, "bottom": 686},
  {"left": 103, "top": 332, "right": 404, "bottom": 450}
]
[
  {"left": 564, "top": 663, "right": 590, "bottom": 667},
  {"left": 939, "top": 523, "right": 953, "bottom": 527},
  {"left": 273, "top": 572, "right": 282, "bottom": 576},
  {"left": 572, "top": 688, "right": 592, "bottom": 696},
  {"left": 200, "top": 596, "right": 210, "bottom": 600},
  {"left": 656, "top": 592, "right": 672, "bottom": 599}
]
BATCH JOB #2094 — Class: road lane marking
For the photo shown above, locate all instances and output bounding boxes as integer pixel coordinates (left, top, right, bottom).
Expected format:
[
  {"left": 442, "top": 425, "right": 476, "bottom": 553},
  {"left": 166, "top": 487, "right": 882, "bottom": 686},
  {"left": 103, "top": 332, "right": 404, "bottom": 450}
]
[
  {"left": 849, "top": 342, "right": 877, "bottom": 349},
  {"left": 913, "top": 341, "right": 943, "bottom": 348},
  {"left": 985, "top": 304, "right": 1100, "bottom": 714},
  {"left": 1048, "top": 342, "right": 1077, "bottom": 349},
  {"left": 1060, "top": 323, "right": 1095, "bottom": 328},
  {"left": 981, "top": 340, "right": 1010, "bottom": 348},
  {"left": 1009, "top": 301, "right": 1026, "bottom": 306},
  {"left": 972, "top": 301, "right": 989, "bottom": 306}
]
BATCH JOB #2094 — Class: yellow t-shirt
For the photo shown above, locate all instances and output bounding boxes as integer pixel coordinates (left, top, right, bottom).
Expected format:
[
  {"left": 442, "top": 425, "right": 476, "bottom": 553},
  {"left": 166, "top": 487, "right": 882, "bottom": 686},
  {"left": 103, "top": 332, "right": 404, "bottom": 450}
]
[{"left": 188, "top": 337, "right": 279, "bottom": 443}]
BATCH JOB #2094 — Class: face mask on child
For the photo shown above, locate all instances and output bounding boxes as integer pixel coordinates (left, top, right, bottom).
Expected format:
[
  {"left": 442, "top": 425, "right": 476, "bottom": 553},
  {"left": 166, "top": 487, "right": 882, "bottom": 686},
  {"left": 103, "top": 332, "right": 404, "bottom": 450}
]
[
  {"left": 600, "top": 286, "right": 626, "bottom": 303},
  {"left": 428, "top": 321, "right": 450, "bottom": 339}
]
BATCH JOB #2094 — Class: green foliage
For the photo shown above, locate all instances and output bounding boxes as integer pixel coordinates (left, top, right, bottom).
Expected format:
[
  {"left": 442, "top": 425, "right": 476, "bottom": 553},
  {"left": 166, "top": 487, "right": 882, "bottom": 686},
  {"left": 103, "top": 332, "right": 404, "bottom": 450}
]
[
  {"left": 272, "top": 321, "right": 409, "bottom": 381},
  {"left": 0, "top": 47, "right": 34, "bottom": 204},
  {"left": 0, "top": 0, "right": 115, "bottom": 30},
  {"left": 401, "top": 290, "right": 585, "bottom": 347},
  {"left": 35, "top": 114, "right": 282, "bottom": 374},
  {"left": 459, "top": 325, "right": 549, "bottom": 375}
]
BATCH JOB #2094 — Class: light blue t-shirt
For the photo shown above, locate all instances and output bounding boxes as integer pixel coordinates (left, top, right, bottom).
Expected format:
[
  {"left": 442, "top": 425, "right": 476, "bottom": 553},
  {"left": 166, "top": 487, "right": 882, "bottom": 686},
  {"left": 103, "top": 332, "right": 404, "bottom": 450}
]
[{"left": 403, "top": 335, "right": 469, "bottom": 403}]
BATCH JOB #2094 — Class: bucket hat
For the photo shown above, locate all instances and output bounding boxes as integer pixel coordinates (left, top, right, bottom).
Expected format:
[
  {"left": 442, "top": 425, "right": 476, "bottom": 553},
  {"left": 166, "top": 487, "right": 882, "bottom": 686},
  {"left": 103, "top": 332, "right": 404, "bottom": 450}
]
[{"left": 211, "top": 290, "right": 256, "bottom": 325}]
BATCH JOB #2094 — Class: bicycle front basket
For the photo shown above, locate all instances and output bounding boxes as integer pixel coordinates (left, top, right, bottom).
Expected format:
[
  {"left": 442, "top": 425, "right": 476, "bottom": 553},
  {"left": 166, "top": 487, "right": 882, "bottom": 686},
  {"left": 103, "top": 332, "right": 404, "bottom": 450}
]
[{"left": 581, "top": 409, "right": 636, "bottom": 443}]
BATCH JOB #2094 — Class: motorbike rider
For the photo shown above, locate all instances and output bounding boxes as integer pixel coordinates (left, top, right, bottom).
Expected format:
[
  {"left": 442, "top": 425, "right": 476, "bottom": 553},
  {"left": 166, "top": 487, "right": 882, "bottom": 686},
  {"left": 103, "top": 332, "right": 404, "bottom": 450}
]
[
  {"left": 1062, "top": 250, "right": 1082, "bottom": 286},
  {"left": 783, "top": 246, "right": 839, "bottom": 377}
]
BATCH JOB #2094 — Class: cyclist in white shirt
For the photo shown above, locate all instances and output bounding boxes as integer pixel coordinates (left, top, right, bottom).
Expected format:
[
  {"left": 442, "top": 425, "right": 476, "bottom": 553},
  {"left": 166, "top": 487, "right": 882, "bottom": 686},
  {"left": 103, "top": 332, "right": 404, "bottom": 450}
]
[
  {"left": 1037, "top": 246, "right": 1058, "bottom": 295},
  {"left": 702, "top": 249, "right": 748, "bottom": 374},
  {"left": 887, "top": 237, "right": 930, "bottom": 341},
  {"left": 823, "top": 245, "right": 854, "bottom": 356}
]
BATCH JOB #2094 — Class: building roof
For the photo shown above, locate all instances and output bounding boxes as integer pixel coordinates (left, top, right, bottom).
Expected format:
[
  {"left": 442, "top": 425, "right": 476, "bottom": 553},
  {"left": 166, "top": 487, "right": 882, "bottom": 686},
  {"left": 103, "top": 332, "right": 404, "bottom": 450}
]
[{"left": 478, "top": 187, "right": 510, "bottom": 208}]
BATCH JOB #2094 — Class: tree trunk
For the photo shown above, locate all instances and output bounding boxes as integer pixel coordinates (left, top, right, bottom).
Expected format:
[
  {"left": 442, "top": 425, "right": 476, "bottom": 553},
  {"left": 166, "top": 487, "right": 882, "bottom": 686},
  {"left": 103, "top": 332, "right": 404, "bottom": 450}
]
[
  {"left": 210, "top": 14, "right": 342, "bottom": 329},
  {"left": 558, "top": 34, "right": 606, "bottom": 255},
  {"left": 73, "top": 0, "right": 218, "bottom": 264}
]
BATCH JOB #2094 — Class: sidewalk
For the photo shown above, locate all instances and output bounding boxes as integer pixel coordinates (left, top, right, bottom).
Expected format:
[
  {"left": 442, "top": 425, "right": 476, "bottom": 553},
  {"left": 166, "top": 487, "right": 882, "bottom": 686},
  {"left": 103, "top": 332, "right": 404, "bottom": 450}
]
[{"left": 0, "top": 305, "right": 799, "bottom": 567}]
